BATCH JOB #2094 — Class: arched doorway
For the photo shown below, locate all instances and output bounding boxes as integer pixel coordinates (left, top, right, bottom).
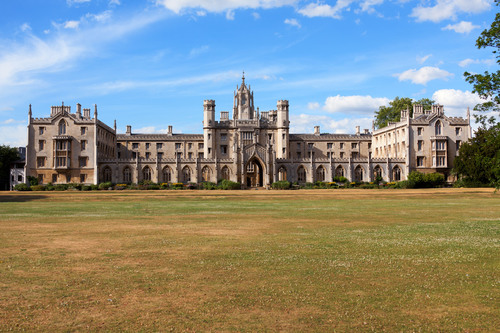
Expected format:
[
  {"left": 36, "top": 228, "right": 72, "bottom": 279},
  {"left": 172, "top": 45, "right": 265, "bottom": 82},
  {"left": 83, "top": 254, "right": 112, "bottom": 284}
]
[
  {"left": 297, "top": 165, "right": 306, "bottom": 183},
  {"left": 373, "top": 165, "right": 382, "bottom": 180},
  {"left": 316, "top": 165, "right": 326, "bottom": 182},
  {"left": 246, "top": 158, "right": 264, "bottom": 187},
  {"left": 202, "top": 166, "right": 211, "bottom": 182},
  {"left": 103, "top": 166, "right": 112, "bottom": 182},
  {"left": 278, "top": 166, "right": 287, "bottom": 181},
  {"left": 354, "top": 165, "right": 364, "bottom": 182},
  {"left": 393, "top": 166, "right": 402, "bottom": 181}
]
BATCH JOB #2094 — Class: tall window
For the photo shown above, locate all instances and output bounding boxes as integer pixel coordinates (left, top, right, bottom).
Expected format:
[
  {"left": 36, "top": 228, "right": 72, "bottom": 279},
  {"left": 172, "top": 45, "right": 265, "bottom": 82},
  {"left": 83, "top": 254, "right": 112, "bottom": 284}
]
[
  {"left": 58, "top": 120, "right": 66, "bottom": 135},
  {"left": 297, "top": 166, "right": 306, "bottom": 183},
  {"left": 123, "top": 167, "right": 131, "bottom": 183},
  {"left": 162, "top": 166, "right": 171, "bottom": 183},
  {"left": 373, "top": 165, "right": 382, "bottom": 179},
  {"left": 39, "top": 140, "right": 45, "bottom": 151},
  {"left": 143, "top": 166, "right": 151, "bottom": 181},
  {"left": 435, "top": 121, "right": 442, "bottom": 135},
  {"left": 278, "top": 166, "right": 287, "bottom": 181},
  {"left": 202, "top": 166, "right": 211, "bottom": 182},
  {"left": 103, "top": 167, "right": 112, "bottom": 182},
  {"left": 417, "top": 156, "right": 424, "bottom": 167},
  {"left": 221, "top": 166, "right": 230, "bottom": 180},
  {"left": 316, "top": 166, "right": 325, "bottom": 182},
  {"left": 354, "top": 166, "right": 363, "bottom": 182},
  {"left": 182, "top": 166, "right": 191, "bottom": 183},
  {"left": 37, "top": 157, "right": 46, "bottom": 167},
  {"left": 417, "top": 140, "right": 423, "bottom": 151},
  {"left": 335, "top": 165, "right": 345, "bottom": 178},
  {"left": 393, "top": 166, "right": 401, "bottom": 181}
]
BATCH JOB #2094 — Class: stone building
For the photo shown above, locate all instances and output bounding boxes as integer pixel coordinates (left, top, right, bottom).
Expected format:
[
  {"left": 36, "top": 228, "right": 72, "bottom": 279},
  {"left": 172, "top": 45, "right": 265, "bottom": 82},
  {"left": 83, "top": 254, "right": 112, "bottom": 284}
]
[{"left": 25, "top": 75, "right": 471, "bottom": 187}]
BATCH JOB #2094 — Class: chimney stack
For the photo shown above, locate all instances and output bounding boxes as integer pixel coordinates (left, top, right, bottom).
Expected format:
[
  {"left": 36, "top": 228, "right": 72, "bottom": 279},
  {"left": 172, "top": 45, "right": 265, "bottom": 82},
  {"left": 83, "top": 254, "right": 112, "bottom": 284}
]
[
  {"left": 314, "top": 126, "right": 320, "bottom": 135},
  {"left": 126, "top": 125, "right": 131, "bottom": 135},
  {"left": 355, "top": 126, "right": 360, "bottom": 135}
]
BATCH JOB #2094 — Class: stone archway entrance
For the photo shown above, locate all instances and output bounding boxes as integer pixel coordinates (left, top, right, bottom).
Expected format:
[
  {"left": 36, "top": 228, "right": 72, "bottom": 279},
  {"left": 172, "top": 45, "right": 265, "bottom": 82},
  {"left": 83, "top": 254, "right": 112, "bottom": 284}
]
[{"left": 246, "top": 158, "right": 264, "bottom": 187}]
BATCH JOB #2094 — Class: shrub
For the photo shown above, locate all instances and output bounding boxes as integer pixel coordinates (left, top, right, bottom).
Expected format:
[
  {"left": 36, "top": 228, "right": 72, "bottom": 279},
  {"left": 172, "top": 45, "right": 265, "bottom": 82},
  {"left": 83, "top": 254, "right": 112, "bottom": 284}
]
[
  {"left": 327, "top": 182, "right": 339, "bottom": 189},
  {"left": 98, "top": 182, "right": 113, "bottom": 190},
  {"left": 67, "top": 183, "right": 82, "bottom": 191},
  {"left": 171, "top": 183, "right": 184, "bottom": 189},
  {"left": 90, "top": 184, "right": 99, "bottom": 191},
  {"left": 31, "top": 185, "right": 46, "bottom": 191},
  {"left": 14, "top": 183, "right": 30, "bottom": 191},
  {"left": 218, "top": 179, "right": 240, "bottom": 190},
  {"left": 201, "top": 182, "right": 217, "bottom": 190},
  {"left": 407, "top": 171, "right": 445, "bottom": 188},
  {"left": 333, "top": 176, "right": 348, "bottom": 183},
  {"left": 303, "top": 182, "right": 315, "bottom": 189},
  {"left": 82, "top": 185, "right": 92, "bottom": 191},
  {"left": 27, "top": 176, "right": 38, "bottom": 186},
  {"left": 54, "top": 184, "right": 68, "bottom": 191},
  {"left": 271, "top": 180, "right": 291, "bottom": 190},
  {"left": 160, "top": 183, "right": 170, "bottom": 189},
  {"left": 45, "top": 183, "right": 55, "bottom": 191},
  {"left": 115, "top": 184, "right": 128, "bottom": 190},
  {"left": 139, "top": 180, "right": 154, "bottom": 186}
]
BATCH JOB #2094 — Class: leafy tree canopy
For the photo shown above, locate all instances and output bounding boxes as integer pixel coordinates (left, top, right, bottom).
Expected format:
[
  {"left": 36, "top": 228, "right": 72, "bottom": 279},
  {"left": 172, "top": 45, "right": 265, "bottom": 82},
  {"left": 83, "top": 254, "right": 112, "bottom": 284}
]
[
  {"left": 0, "top": 145, "right": 20, "bottom": 191},
  {"left": 374, "top": 97, "right": 434, "bottom": 129},
  {"left": 464, "top": 0, "right": 500, "bottom": 127},
  {"left": 454, "top": 123, "right": 500, "bottom": 188}
]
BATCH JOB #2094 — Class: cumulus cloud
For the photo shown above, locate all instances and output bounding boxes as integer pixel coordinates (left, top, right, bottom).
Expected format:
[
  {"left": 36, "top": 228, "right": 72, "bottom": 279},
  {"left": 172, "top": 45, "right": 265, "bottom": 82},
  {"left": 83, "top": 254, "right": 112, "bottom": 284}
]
[
  {"left": 442, "top": 21, "right": 479, "bottom": 34},
  {"left": 322, "top": 95, "right": 390, "bottom": 114},
  {"left": 226, "top": 10, "right": 235, "bottom": 20},
  {"left": 416, "top": 54, "right": 432, "bottom": 64},
  {"left": 0, "top": 124, "right": 27, "bottom": 146},
  {"left": 307, "top": 102, "right": 320, "bottom": 110},
  {"left": 64, "top": 20, "right": 80, "bottom": 29},
  {"left": 156, "top": 0, "right": 297, "bottom": 14},
  {"left": 411, "top": 0, "right": 491, "bottom": 23},
  {"left": 290, "top": 114, "right": 373, "bottom": 134},
  {"left": 67, "top": 0, "right": 91, "bottom": 5},
  {"left": 252, "top": 12, "right": 260, "bottom": 19},
  {"left": 284, "top": 18, "right": 301, "bottom": 28},
  {"left": 297, "top": 0, "right": 353, "bottom": 19},
  {"left": 395, "top": 66, "right": 453, "bottom": 85},
  {"left": 189, "top": 45, "right": 210, "bottom": 57},
  {"left": 432, "top": 89, "right": 486, "bottom": 117},
  {"left": 359, "top": 0, "right": 384, "bottom": 14},
  {"left": 20, "top": 23, "right": 31, "bottom": 32}
]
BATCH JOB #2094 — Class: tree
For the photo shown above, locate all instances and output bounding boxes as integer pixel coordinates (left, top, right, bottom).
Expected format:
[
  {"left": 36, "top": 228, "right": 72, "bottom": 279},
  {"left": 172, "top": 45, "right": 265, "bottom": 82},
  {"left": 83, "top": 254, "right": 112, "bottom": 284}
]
[
  {"left": 453, "top": 123, "right": 500, "bottom": 188},
  {"left": 0, "top": 145, "right": 20, "bottom": 191},
  {"left": 464, "top": 0, "right": 500, "bottom": 127},
  {"left": 374, "top": 97, "right": 435, "bottom": 129}
]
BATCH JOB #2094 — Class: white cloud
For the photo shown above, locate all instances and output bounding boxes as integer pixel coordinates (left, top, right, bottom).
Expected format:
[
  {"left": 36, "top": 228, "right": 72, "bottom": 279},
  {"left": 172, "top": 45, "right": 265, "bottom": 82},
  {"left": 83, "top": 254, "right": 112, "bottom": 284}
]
[
  {"left": 64, "top": 20, "right": 80, "bottom": 29},
  {"left": 359, "top": 0, "right": 384, "bottom": 14},
  {"left": 411, "top": 0, "right": 491, "bottom": 23},
  {"left": 395, "top": 66, "right": 453, "bottom": 85},
  {"left": 307, "top": 102, "right": 320, "bottom": 110},
  {"left": 196, "top": 10, "right": 207, "bottom": 16},
  {"left": 442, "top": 21, "right": 479, "bottom": 34},
  {"left": 459, "top": 58, "right": 475, "bottom": 67},
  {"left": 20, "top": 23, "right": 31, "bottom": 32},
  {"left": 432, "top": 88, "right": 487, "bottom": 118},
  {"left": 416, "top": 54, "right": 432, "bottom": 64},
  {"left": 87, "top": 10, "right": 112, "bottom": 22},
  {"left": 1, "top": 119, "right": 25, "bottom": 125},
  {"left": 0, "top": 124, "right": 27, "bottom": 146},
  {"left": 156, "top": 0, "right": 297, "bottom": 14},
  {"left": 284, "top": 18, "right": 301, "bottom": 28},
  {"left": 109, "top": 0, "right": 120, "bottom": 5},
  {"left": 225, "top": 10, "right": 235, "bottom": 20},
  {"left": 0, "top": 11, "right": 165, "bottom": 90},
  {"left": 252, "top": 12, "right": 260, "bottom": 19},
  {"left": 323, "top": 95, "right": 390, "bottom": 114},
  {"left": 67, "top": 0, "right": 91, "bottom": 5},
  {"left": 189, "top": 45, "right": 210, "bottom": 57},
  {"left": 297, "top": 0, "right": 354, "bottom": 19},
  {"left": 290, "top": 114, "right": 373, "bottom": 134}
]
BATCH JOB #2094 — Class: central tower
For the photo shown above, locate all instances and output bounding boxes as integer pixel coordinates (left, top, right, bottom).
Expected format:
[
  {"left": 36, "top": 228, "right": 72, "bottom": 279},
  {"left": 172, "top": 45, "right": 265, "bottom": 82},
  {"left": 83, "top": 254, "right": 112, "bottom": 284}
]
[{"left": 233, "top": 72, "right": 255, "bottom": 120}]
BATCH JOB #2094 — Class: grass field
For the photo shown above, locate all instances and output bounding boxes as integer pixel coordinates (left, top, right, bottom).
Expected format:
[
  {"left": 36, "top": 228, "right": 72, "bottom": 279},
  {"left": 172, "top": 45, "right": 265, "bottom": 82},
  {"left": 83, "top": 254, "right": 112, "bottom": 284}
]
[{"left": 0, "top": 189, "right": 499, "bottom": 331}]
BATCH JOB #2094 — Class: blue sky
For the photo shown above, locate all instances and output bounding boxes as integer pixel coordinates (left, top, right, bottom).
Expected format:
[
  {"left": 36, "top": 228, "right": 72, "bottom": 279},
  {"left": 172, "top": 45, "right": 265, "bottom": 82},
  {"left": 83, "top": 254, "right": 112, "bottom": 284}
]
[{"left": 0, "top": 0, "right": 496, "bottom": 146}]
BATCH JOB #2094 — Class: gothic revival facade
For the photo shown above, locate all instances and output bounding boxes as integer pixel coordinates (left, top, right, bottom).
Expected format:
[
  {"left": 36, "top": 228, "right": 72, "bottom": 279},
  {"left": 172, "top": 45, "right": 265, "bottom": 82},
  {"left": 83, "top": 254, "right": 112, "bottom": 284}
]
[{"left": 25, "top": 75, "right": 471, "bottom": 187}]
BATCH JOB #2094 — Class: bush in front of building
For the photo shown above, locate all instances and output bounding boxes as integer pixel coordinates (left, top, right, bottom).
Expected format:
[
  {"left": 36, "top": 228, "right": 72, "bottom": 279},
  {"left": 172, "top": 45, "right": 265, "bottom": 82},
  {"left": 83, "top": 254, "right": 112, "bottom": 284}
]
[
  {"left": 14, "top": 183, "right": 30, "bottom": 191},
  {"left": 201, "top": 182, "right": 218, "bottom": 190},
  {"left": 406, "top": 171, "right": 445, "bottom": 188},
  {"left": 31, "top": 185, "right": 46, "bottom": 191},
  {"left": 171, "top": 183, "right": 184, "bottom": 189},
  {"left": 218, "top": 179, "right": 241, "bottom": 190},
  {"left": 54, "top": 184, "right": 68, "bottom": 191},
  {"left": 98, "top": 182, "right": 113, "bottom": 190},
  {"left": 271, "top": 180, "right": 291, "bottom": 190}
]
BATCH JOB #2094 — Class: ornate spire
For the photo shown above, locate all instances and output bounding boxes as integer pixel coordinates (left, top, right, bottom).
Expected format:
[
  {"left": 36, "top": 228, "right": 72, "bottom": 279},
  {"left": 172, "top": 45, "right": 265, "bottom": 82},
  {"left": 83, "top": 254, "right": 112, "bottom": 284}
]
[{"left": 242, "top": 70, "right": 245, "bottom": 84}]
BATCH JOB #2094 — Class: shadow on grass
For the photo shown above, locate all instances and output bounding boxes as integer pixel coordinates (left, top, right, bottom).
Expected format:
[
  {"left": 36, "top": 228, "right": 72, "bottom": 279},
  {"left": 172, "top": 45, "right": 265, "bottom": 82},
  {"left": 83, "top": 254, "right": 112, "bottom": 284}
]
[{"left": 0, "top": 194, "right": 48, "bottom": 202}]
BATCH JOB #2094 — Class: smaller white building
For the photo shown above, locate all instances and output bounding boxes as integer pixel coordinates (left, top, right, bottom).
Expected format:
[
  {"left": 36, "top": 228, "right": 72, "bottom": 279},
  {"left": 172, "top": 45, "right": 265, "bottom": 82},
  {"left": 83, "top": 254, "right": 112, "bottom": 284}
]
[{"left": 10, "top": 147, "right": 26, "bottom": 190}]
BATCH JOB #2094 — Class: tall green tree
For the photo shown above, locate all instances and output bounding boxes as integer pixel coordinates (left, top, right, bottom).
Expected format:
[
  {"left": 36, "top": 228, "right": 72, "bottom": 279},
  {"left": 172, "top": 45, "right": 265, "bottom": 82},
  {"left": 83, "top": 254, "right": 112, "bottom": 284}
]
[
  {"left": 0, "top": 145, "right": 20, "bottom": 191},
  {"left": 464, "top": 0, "right": 500, "bottom": 127},
  {"left": 374, "top": 97, "right": 435, "bottom": 129},
  {"left": 453, "top": 123, "right": 500, "bottom": 188}
]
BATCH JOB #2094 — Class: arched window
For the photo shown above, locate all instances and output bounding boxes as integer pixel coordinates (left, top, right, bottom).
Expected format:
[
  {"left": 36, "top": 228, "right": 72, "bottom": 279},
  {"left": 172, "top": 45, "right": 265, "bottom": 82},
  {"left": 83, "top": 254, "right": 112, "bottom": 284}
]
[
  {"left": 162, "top": 166, "right": 171, "bottom": 183},
  {"left": 123, "top": 167, "right": 131, "bottom": 183},
  {"left": 297, "top": 166, "right": 306, "bottom": 183},
  {"left": 335, "top": 165, "right": 345, "bottom": 178},
  {"left": 143, "top": 166, "right": 151, "bottom": 181},
  {"left": 354, "top": 165, "right": 364, "bottom": 182},
  {"left": 393, "top": 166, "right": 402, "bottom": 181},
  {"left": 58, "top": 120, "right": 66, "bottom": 135},
  {"left": 103, "top": 166, "right": 112, "bottom": 182},
  {"left": 182, "top": 166, "right": 191, "bottom": 183},
  {"left": 221, "top": 166, "right": 230, "bottom": 180},
  {"left": 202, "top": 166, "right": 211, "bottom": 182},
  {"left": 435, "top": 120, "right": 442, "bottom": 135},
  {"left": 373, "top": 165, "right": 382, "bottom": 180},
  {"left": 278, "top": 166, "right": 287, "bottom": 181},
  {"left": 316, "top": 166, "right": 325, "bottom": 182}
]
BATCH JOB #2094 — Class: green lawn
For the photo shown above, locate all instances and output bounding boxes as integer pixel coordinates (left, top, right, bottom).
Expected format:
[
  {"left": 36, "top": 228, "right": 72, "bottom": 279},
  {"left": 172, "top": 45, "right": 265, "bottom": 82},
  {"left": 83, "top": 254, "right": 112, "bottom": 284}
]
[{"left": 0, "top": 189, "right": 498, "bottom": 331}]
